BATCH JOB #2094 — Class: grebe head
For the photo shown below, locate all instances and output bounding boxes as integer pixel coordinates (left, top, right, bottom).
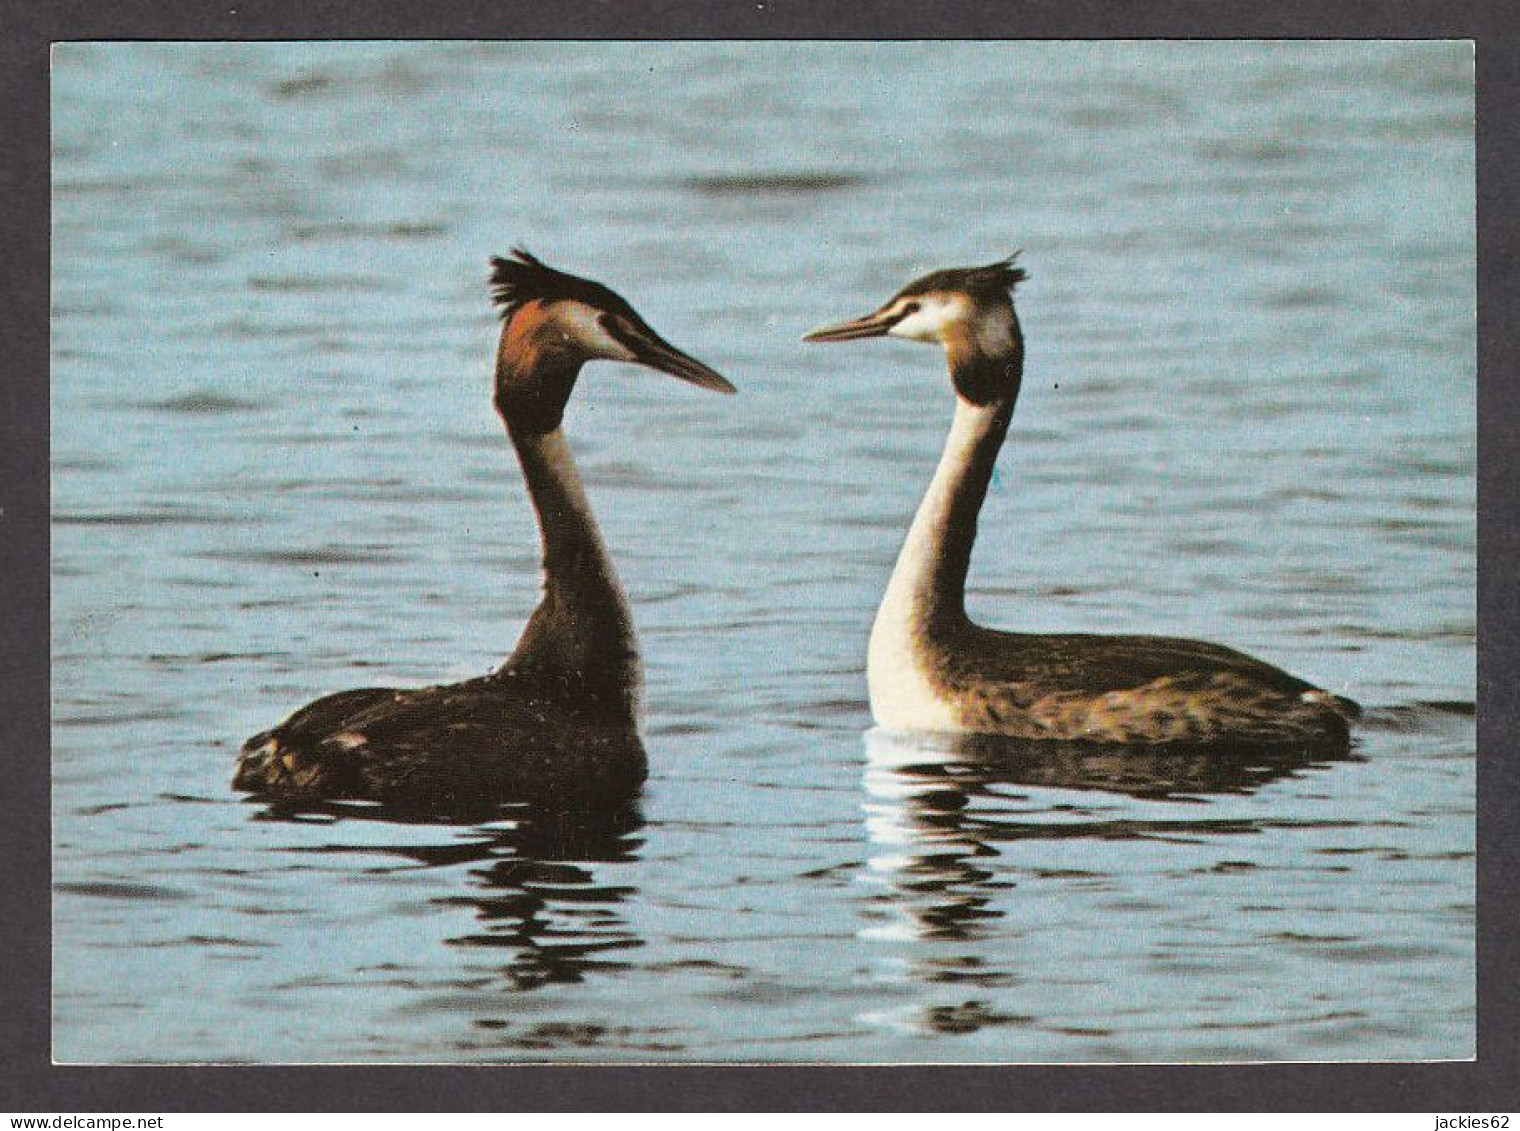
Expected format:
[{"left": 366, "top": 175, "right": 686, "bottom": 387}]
[
  {"left": 804, "top": 255, "right": 1026, "bottom": 347},
  {"left": 803, "top": 255, "right": 1027, "bottom": 404},
  {"left": 489, "top": 249, "right": 734, "bottom": 432}
]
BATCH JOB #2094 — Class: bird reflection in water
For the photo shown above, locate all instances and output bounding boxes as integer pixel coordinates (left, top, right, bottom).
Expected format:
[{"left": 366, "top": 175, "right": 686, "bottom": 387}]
[
  {"left": 858, "top": 728, "right": 1361, "bottom": 1010},
  {"left": 861, "top": 737, "right": 1003, "bottom": 947},
  {"left": 440, "top": 802, "right": 645, "bottom": 990},
  {"left": 250, "top": 797, "right": 644, "bottom": 991}
]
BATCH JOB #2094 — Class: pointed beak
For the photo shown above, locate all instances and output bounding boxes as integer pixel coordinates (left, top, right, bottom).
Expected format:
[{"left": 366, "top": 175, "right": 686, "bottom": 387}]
[
  {"left": 625, "top": 324, "right": 736, "bottom": 394},
  {"left": 802, "top": 307, "right": 900, "bottom": 343}
]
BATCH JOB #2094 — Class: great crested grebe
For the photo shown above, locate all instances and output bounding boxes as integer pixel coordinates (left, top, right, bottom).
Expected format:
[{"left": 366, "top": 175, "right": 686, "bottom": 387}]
[
  {"left": 234, "top": 250, "right": 735, "bottom": 811},
  {"left": 805, "top": 256, "right": 1359, "bottom": 749}
]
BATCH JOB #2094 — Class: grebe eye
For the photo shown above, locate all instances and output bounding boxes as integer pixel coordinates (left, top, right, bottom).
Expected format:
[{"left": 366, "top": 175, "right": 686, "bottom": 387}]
[{"left": 901, "top": 301, "right": 920, "bottom": 316}]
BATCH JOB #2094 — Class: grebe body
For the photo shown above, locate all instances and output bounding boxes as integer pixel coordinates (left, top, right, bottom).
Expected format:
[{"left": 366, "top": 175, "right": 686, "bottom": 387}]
[
  {"left": 234, "top": 250, "right": 734, "bottom": 812},
  {"left": 806, "top": 257, "right": 1358, "bottom": 750}
]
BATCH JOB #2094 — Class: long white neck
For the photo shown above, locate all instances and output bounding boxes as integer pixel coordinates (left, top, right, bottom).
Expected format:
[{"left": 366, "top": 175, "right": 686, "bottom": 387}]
[
  {"left": 505, "top": 425, "right": 641, "bottom": 719},
  {"left": 867, "top": 396, "right": 1010, "bottom": 727}
]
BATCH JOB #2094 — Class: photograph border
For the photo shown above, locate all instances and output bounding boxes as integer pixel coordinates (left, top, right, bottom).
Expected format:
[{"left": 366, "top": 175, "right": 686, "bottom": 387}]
[{"left": 6, "top": 0, "right": 1514, "bottom": 1111}]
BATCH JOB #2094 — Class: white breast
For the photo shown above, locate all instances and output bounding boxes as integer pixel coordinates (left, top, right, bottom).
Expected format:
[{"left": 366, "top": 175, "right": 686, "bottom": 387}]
[
  {"left": 867, "top": 612, "right": 963, "bottom": 732},
  {"left": 866, "top": 399, "right": 1001, "bottom": 735}
]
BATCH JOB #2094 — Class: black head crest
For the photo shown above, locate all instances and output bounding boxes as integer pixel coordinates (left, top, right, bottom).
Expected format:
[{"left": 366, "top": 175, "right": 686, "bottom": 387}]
[
  {"left": 897, "top": 253, "right": 1028, "bottom": 302},
  {"left": 488, "top": 248, "right": 634, "bottom": 320}
]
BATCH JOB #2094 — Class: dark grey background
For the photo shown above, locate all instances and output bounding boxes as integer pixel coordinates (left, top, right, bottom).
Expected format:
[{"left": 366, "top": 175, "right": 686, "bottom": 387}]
[{"left": 4, "top": 0, "right": 1515, "bottom": 1112}]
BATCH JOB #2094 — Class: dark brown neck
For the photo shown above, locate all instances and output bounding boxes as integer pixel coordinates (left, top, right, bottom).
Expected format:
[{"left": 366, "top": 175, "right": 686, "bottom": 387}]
[
  {"left": 945, "top": 306, "right": 1023, "bottom": 407},
  {"left": 500, "top": 414, "right": 640, "bottom": 720}
]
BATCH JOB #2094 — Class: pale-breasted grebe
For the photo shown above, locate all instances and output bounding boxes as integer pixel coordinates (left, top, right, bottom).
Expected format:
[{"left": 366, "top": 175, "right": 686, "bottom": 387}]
[
  {"left": 234, "top": 250, "right": 735, "bottom": 811},
  {"left": 805, "top": 256, "right": 1358, "bottom": 749}
]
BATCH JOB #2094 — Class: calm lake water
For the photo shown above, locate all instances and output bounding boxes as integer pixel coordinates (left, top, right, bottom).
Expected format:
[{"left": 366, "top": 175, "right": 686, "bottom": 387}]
[{"left": 50, "top": 41, "right": 1475, "bottom": 1063}]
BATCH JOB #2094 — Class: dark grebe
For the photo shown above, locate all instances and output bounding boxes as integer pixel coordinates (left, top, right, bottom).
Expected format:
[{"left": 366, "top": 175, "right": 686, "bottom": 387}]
[{"left": 235, "top": 250, "right": 735, "bottom": 812}]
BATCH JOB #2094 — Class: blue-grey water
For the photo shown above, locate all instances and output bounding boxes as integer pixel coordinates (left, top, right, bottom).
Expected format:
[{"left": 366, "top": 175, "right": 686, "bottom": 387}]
[{"left": 50, "top": 41, "right": 1475, "bottom": 1063}]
